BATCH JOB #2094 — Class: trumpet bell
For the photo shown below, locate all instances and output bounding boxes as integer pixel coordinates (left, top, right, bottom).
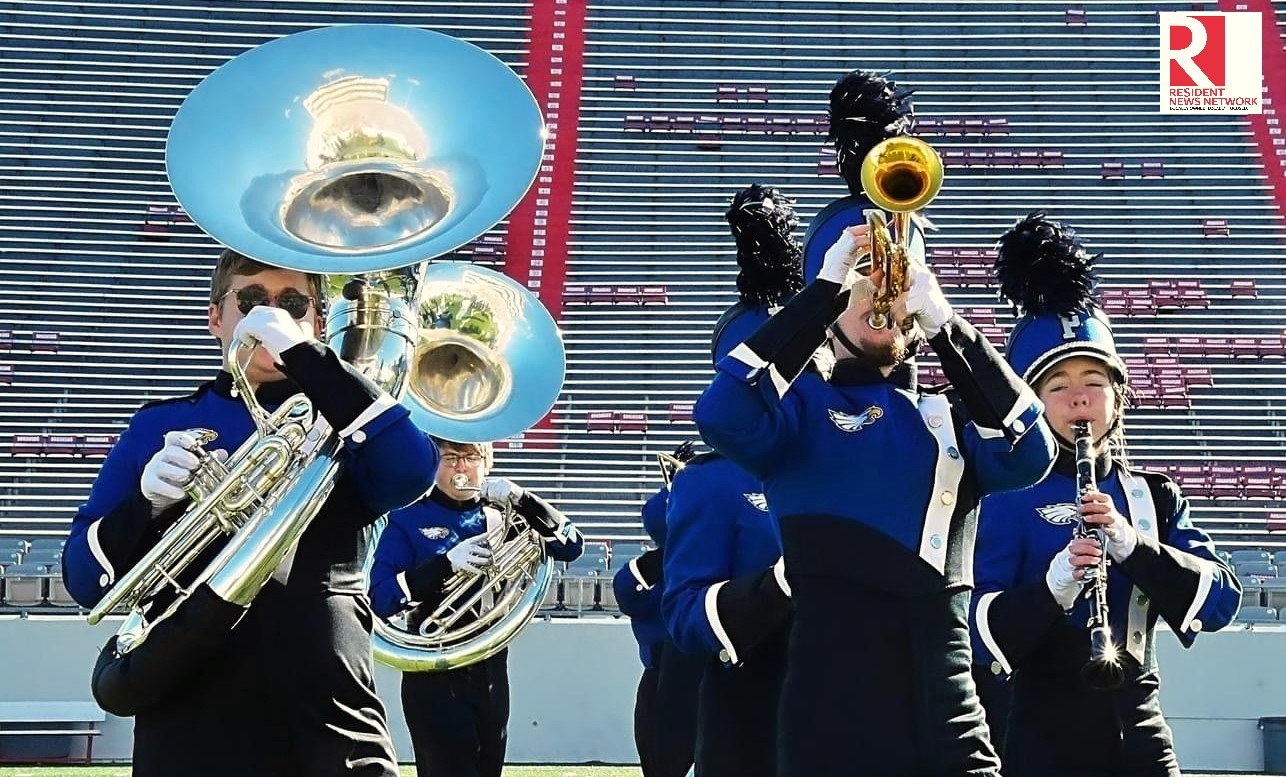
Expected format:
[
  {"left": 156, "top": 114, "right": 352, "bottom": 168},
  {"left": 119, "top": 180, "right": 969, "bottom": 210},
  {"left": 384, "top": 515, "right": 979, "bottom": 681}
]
[
  {"left": 860, "top": 136, "right": 944, "bottom": 214},
  {"left": 406, "top": 262, "right": 565, "bottom": 443},
  {"left": 166, "top": 24, "right": 545, "bottom": 274}
]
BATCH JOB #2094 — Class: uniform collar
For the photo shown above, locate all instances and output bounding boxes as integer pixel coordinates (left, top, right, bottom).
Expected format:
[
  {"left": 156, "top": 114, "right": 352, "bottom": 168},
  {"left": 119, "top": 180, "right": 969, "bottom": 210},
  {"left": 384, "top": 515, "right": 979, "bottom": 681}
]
[
  {"left": 211, "top": 370, "right": 302, "bottom": 407},
  {"left": 830, "top": 356, "right": 917, "bottom": 390},
  {"left": 1050, "top": 440, "right": 1115, "bottom": 482},
  {"left": 426, "top": 485, "right": 481, "bottom": 512}
]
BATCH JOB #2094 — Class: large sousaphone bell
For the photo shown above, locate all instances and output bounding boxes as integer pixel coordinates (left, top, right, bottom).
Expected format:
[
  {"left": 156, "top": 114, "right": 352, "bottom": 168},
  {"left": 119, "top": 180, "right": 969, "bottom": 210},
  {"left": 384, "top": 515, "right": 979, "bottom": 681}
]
[
  {"left": 168, "top": 23, "right": 566, "bottom": 441},
  {"left": 90, "top": 24, "right": 562, "bottom": 709}
]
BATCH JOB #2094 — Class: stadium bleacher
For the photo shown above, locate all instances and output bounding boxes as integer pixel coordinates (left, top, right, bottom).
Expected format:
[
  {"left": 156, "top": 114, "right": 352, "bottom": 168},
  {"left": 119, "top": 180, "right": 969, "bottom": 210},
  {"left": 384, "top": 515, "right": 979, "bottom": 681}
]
[{"left": 0, "top": 0, "right": 1283, "bottom": 617}]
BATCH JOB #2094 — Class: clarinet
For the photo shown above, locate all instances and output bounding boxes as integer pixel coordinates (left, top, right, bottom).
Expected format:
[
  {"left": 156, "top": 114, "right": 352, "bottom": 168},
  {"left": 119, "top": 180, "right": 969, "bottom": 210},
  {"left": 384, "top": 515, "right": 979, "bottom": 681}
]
[{"left": 1073, "top": 420, "right": 1125, "bottom": 690}]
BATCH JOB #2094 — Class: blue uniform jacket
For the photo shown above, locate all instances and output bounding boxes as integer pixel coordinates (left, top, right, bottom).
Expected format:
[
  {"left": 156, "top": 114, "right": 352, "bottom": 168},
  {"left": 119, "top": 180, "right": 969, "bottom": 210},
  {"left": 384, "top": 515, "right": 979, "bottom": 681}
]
[
  {"left": 64, "top": 344, "right": 437, "bottom": 607},
  {"left": 662, "top": 453, "right": 783, "bottom": 663},
  {"left": 695, "top": 277, "right": 1056, "bottom": 593},
  {"left": 370, "top": 487, "right": 584, "bottom": 619},
  {"left": 613, "top": 486, "right": 670, "bottom": 669},
  {"left": 970, "top": 454, "right": 1240, "bottom": 681}
]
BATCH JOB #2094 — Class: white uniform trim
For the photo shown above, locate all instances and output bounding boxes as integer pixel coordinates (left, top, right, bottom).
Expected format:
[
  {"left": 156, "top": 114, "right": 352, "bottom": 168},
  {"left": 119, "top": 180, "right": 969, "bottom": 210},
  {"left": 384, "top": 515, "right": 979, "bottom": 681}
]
[
  {"left": 87, "top": 519, "right": 115, "bottom": 586},
  {"left": 975, "top": 591, "right": 1012, "bottom": 676},
  {"left": 395, "top": 571, "right": 414, "bottom": 603},
  {"left": 727, "top": 343, "right": 766, "bottom": 371},
  {"left": 767, "top": 365, "right": 790, "bottom": 399},
  {"left": 703, "top": 581, "right": 739, "bottom": 665},
  {"left": 1121, "top": 472, "right": 1159, "bottom": 664},
  {"left": 916, "top": 393, "right": 964, "bottom": 574},
  {"left": 628, "top": 558, "right": 653, "bottom": 591},
  {"left": 1179, "top": 557, "right": 1217, "bottom": 634},
  {"left": 337, "top": 393, "right": 397, "bottom": 440},
  {"left": 1002, "top": 388, "right": 1040, "bottom": 430}
]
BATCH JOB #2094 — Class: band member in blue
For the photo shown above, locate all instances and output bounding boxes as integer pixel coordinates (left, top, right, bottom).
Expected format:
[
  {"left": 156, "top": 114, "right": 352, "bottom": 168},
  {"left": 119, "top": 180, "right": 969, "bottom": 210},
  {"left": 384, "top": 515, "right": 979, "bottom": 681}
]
[
  {"left": 368, "top": 437, "right": 583, "bottom": 777},
  {"left": 63, "top": 249, "right": 437, "bottom": 777},
  {"left": 969, "top": 213, "right": 1241, "bottom": 777},
  {"left": 663, "top": 183, "right": 801, "bottom": 777},
  {"left": 614, "top": 442, "right": 701, "bottom": 777},
  {"left": 695, "top": 185, "right": 1057, "bottom": 771}
]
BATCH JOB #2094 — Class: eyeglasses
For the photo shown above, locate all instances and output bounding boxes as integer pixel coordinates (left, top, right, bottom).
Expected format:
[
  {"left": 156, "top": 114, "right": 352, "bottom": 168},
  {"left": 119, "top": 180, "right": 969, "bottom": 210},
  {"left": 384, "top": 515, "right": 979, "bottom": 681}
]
[
  {"left": 440, "top": 453, "right": 485, "bottom": 467},
  {"left": 217, "top": 285, "right": 316, "bottom": 320}
]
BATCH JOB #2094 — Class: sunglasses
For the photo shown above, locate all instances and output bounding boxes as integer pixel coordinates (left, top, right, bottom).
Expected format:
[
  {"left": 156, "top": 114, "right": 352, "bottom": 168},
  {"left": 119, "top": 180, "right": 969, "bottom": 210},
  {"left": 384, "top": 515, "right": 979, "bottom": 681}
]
[{"left": 218, "top": 285, "right": 316, "bottom": 320}]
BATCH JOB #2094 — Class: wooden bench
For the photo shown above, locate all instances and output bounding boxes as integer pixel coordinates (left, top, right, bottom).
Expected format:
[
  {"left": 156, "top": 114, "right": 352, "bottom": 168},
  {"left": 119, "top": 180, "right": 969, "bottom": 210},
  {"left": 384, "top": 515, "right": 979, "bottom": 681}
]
[{"left": 0, "top": 701, "right": 104, "bottom": 763}]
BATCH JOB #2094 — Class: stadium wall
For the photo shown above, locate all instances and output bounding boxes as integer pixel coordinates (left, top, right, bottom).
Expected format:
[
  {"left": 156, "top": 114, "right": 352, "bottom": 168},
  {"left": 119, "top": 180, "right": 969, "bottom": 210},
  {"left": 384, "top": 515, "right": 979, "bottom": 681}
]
[{"left": 0, "top": 617, "right": 1283, "bottom": 770}]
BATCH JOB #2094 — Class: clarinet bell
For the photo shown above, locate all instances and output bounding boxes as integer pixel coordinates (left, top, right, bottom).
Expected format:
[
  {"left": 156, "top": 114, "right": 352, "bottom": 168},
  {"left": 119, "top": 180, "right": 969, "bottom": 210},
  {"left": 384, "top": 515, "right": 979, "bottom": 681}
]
[{"left": 1082, "top": 625, "right": 1125, "bottom": 690}]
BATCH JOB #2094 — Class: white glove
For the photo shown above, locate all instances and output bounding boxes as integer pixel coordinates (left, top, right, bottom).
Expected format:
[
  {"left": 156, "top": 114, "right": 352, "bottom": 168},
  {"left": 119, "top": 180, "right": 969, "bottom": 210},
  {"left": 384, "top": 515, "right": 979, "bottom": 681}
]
[
  {"left": 1100, "top": 515, "right": 1139, "bottom": 563},
  {"left": 818, "top": 226, "right": 868, "bottom": 287},
  {"left": 446, "top": 534, "right": 492, "bottom": 575},
  {"left": 232, "top": 305, "right": 315, "bottom": 362},
  {"left": 1045, "top": 545, "right": 1085, "bottom": 611},
  {"left": 140, "top": 431, "right": 203, "bottom": 517},
  {"left": 903, "top": 258, "right": 953, "bottom": 338},
  {"left": 479, "top": 477, "right": 524, "bottom": 505}
]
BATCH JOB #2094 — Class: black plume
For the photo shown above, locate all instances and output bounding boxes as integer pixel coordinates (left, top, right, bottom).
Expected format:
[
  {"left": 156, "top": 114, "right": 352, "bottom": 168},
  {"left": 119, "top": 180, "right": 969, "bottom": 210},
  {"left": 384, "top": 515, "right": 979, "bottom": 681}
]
[
  {"left": 827, "top": 70, "right": 916, "bottom": 196},
  {"left": 725, "top": 183, "right": 804, "bottom": 305},
  {"left": 672, "top": 440, "right": 698, "bottom": 463},
  {"left": 995, "top": 211, "right": 1100, "bottom": 316}
]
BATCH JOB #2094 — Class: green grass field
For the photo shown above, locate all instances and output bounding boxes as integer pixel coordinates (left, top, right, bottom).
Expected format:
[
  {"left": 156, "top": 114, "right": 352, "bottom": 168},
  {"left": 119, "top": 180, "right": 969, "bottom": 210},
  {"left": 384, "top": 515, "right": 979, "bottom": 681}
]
[{"left": 0, "top": 768, "right": 644, "bottom": 777}]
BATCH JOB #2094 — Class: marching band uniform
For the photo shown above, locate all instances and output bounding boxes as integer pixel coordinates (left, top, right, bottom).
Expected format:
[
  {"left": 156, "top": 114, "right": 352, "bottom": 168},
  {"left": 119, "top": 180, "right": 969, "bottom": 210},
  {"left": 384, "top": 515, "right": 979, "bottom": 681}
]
[
  {"left": 662, "top": 184, "right": 800, "bottom": 777},
  {"left": 65, "top": 331, "right": 435, "bottom": 777},
  {"left": 969, "top": 213, "right": 1241, "bottom": 777},
  {"left": 614, "top": 481, "right": 701, "bottom": 777},
  {"left": 662, "top": 448, "right": 788, "bottom": 777},
  {"left": 694, "top": 77, "right": 1056, "bottom": 777},
  {"left": 369, "top": 473, "right": 583, "bottom": 777}
]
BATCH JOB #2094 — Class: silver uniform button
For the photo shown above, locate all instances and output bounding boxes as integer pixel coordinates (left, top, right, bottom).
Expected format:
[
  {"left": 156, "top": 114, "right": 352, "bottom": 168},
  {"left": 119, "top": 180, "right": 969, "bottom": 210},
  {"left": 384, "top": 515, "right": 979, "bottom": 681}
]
[
  {"left": 718, "top": 649, "right": 731, "bottom": 663},
  {"left": 1139, "top": 519, "right": 1151, "bottom": 531},
  {"left": 1011, "top": 419, "right": 1026, "bottom": 434},
  {"left": 351, "top": 429, "right": 367, "bottom": 444},
  {"left": 1191, "top": 619, "right": 1203, "bottom": 633},
  {"left": 930, "top": 534, "right": 943, "bottom": 550},
  {"left": 947, "top": 446, "right": 960, "bottom": 459},
  {"left": 1136, "top": 594, "right": 1148, "bottom": 606},
  {"left": 990, "top": 661, "right": 1003, "bottom": 675},
  {"left": 99, "top": 573, "right": 110, "bottom": 587},
  {"left": 1132, "top": 488, "right": 1145, "bottom": 498},
  {"left": 941, "top": 491, "right": 955, "bottom": 506},
  {"left": 928, "top": 415, "right": 944, "bottom": 428},
  {"left": 1133, "top": 631, "right": 1143, "bottom": 643}
]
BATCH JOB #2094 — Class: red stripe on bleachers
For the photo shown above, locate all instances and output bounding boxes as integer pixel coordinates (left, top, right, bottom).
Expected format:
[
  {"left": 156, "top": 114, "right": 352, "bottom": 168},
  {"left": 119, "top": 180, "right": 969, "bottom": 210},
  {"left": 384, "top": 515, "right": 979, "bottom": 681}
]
[
  {"left": 501, "top": 0, "right": 587, "bottom": 445},
  {"left": 506, "top": 0, "right": 586, "bottom": 322},
  {"left": 1228, "top": 0, "right": 1286, "bottom": 222}
]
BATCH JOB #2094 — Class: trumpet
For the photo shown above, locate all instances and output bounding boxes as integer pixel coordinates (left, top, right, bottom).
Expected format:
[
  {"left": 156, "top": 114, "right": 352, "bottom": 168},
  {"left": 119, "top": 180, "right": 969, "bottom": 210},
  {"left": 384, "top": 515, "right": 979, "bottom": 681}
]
[
  {"left": 859, "top": 136, "right": 943, "bottom": 329},
  {"left": 1072, "top": 420, "right": 1125, "bottom": 690}
]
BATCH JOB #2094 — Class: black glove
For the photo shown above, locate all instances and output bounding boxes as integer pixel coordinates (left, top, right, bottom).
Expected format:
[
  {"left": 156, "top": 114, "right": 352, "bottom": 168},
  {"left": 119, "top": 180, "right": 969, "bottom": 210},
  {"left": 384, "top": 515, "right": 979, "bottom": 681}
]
[{"left": 631, "top": 549, "right": 663, "bottom": 589}]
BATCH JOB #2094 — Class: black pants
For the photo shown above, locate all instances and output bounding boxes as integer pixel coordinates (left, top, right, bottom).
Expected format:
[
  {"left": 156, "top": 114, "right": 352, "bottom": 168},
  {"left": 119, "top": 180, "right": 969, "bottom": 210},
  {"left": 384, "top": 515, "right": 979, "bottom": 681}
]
[
  {"left": 696, "top": 624, "right": 787, "bottom": 777},
  {"left": 401, "top": 651, "right": 509, "bottom": 777},
  {"left": 635, "top": 666, "right": 660, "bottom": 776},
  {"left": 132, "top": 591, "right": 398, "bottom": 777},
  {"left": 971, "top": 664, "right": 1012, "bottom": 764},
  {"left": 652, "top": 640, "right": 704, "bottom": 777},
  {"left": 778, "top": 578, "right": 999, "bottom": 777},
  {"left": 1006, "top": 644, "right": 1179, "bottom": 777}
]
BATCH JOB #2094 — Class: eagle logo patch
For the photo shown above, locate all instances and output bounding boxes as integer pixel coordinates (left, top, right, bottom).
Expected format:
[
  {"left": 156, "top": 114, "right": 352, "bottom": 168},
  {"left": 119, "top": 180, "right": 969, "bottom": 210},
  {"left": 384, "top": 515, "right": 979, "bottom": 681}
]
[
  {"left": 744, "top": 493, "right": 769, "bottom": 511},
  {"left": 1037, "top": 503, "right": 1080, "bottom": 526},
  {"left": 828, "top": 406, "right": 883, "bottom": 433},
  {"left": 420, "top": 526, "right": 451, "bottom": 540}
]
